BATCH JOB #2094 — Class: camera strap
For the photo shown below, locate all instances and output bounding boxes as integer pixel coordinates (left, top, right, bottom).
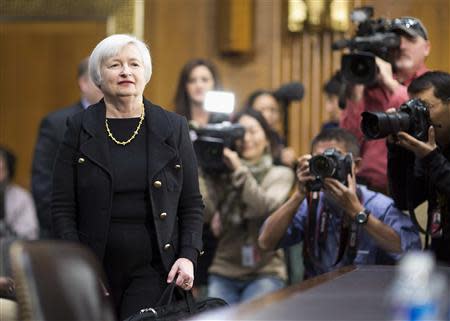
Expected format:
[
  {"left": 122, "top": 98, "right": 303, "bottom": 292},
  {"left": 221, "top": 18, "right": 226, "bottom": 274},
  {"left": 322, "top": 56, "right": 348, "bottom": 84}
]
[
  {"left": 303, "top": 191, "right": 361, "bottom": 271},
  {"left": 305, "top": 191, "right": 320, "bottom": 257},
  {"left": 405, "top": 163, "right": 441, "bottom": 249},
  {"left": 333, "top": 219, "right": 358, "bottom": 266},
  {"left": 303, "top": 191, "right": 327, "bottom": 270},
  {"left": 318, "top": 206, "right": 329, "bottom": 248}
]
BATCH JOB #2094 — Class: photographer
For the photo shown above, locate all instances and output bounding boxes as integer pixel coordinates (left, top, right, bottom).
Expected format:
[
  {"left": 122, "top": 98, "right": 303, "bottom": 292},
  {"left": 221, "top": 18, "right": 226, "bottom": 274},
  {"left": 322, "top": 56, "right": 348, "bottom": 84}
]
[
  {"left": 173, "top": 58, "right": 227, "bottom": 298},
  {"left": 259, "top": 128, "right": 420, "bottom": 278},
  {"left": 388, "top": 71, "right": 450, "bottom": 264},
  {"left": 244, "top": 89, "right": 297, "bottom": 167},
  {"left": 341, "top": 16, "right": 430, "bottom": 194},
  {"left": 203, "top": 109, "right": 295, "bottom": 304}
]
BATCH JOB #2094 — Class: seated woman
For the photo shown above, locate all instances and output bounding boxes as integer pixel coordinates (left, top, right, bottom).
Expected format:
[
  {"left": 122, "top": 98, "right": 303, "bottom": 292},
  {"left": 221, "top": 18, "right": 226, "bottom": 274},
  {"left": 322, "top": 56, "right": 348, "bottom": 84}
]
[
  {"left": 244, "top": 90, "right": 296, "bottom": 167},
  {"left": 0, "top": 146, "right": 38, "bottom": 282},
  {"left": 0, "top": 146, "right": 38, "bottom": 240},
  {"left": 204, "top": 109, "right": 295, "bottom": 304}
]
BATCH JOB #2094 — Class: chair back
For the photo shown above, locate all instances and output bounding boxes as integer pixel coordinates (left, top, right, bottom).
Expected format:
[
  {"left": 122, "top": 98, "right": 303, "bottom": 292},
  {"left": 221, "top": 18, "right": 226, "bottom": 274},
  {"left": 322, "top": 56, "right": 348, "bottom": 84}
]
[{"left": 10, "top": 241, "right": 116, "bottom": 321}]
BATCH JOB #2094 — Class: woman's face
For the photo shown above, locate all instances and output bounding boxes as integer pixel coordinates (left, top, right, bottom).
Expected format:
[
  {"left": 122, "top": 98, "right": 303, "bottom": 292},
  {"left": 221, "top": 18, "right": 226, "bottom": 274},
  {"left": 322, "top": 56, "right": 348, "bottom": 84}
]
[
  {"left": 237, "top": 115, "right": 269, "bottom": 162},
  {"left": 252, "top": 94, "right": 280, "bottom": 128},
  {"left": 99, "top": 44, "right": 146, "bottom": 99},
  {"left": 186, "top": 65, "right": 215, "bottom": 106}
]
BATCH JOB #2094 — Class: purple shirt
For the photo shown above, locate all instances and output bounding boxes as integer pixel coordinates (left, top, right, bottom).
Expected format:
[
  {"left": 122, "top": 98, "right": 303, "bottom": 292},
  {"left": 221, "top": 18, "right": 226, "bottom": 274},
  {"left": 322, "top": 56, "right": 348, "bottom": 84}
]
[{"left": 279, "top": 185, "right": 421, "bottom": 278}]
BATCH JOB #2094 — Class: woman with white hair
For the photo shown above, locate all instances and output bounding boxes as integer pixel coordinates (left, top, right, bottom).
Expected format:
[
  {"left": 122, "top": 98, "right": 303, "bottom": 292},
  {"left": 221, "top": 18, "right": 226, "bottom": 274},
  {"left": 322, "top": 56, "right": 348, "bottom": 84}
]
[{"left": 52, "top": 34, "right": 204, "bottom": 319}]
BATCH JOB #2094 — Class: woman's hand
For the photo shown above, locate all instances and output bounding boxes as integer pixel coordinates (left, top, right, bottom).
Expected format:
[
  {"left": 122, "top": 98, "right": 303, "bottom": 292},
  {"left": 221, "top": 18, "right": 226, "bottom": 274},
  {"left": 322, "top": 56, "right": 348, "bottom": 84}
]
[
  {"left": 167, "top": 258, "right": 194, "bottom": 291},
  {"left": 211, "top": 211, "right": 222, "bottom": 238},
  {"left": 223, "top": 147, "right": 241, "bottom": 171}
]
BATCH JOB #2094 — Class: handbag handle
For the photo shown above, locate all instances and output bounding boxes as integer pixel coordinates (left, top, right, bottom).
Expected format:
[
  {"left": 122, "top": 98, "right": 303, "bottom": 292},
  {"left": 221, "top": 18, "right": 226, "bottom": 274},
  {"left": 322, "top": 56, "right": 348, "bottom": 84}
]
[{"left": 156, "top": 282, "right": 197, "bottom": 314}]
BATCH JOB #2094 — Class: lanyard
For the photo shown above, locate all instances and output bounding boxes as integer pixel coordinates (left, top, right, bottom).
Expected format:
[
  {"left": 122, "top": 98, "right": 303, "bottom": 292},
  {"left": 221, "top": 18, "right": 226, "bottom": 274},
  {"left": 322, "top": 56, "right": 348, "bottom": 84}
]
[{"left": 303, "top": 191, "right": 362, "bottom": 270}]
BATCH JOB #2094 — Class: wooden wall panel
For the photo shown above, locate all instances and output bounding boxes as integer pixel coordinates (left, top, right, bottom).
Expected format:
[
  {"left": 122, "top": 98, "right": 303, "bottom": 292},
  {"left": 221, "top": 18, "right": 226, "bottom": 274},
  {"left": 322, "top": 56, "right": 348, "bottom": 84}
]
[
  {"left": 144, "top": 0, "right": 279, "bottom": 111},
  {"left": 217, "top": 0, "right": 254, "bottom": 54},
  {"left": 283, "top": 29, "right": 344, "bottom": 156},
  {"left": 0, "top": 21, "right": 106, "bottom": 188}
]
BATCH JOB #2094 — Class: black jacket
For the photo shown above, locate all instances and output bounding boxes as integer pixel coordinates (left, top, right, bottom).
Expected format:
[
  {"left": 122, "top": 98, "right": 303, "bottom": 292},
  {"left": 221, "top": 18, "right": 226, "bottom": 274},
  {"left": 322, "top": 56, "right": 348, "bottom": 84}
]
[
  {"left": 388, "top": 143, "right": 450, "bottom": 263},
  {"left": 32, "top": 102, "right": 84, "bottom": 237},
  {"left": 51, "top": 99, "right": 204, "bottom": 271}
]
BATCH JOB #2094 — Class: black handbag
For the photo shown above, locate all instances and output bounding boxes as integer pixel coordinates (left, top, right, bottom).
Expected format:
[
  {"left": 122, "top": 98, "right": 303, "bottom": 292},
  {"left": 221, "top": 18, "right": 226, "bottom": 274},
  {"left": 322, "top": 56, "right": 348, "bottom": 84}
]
[{"left": 123, "top": 282, "right": 228, "bottom": 321}]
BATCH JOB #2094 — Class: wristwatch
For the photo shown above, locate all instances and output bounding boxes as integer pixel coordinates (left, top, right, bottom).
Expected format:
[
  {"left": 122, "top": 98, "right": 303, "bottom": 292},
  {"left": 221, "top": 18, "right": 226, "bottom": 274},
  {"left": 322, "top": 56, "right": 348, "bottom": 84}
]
[{"left": 355, "top": 208, "right": 371, "bottom": 225}]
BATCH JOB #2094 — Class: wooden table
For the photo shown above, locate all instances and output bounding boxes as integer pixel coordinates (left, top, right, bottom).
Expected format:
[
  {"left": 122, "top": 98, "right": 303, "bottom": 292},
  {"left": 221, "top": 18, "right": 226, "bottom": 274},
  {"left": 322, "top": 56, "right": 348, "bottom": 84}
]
[{"left": 190, "top": 265, "right": 419, "bottom": 321}]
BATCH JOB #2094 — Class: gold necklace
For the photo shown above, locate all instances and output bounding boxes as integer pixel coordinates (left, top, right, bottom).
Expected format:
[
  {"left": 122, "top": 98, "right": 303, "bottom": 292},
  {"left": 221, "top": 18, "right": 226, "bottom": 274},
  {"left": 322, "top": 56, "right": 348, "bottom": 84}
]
[{"left": 105, "top": 103, "right": 145, "bottom": 146}]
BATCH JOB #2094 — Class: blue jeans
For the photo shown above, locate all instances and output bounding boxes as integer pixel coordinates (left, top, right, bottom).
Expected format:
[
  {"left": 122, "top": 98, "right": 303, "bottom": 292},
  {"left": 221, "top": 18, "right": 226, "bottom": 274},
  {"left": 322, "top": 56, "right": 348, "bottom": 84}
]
[{"left": 208, "top": 274, "right": 285, "bottom": 305}]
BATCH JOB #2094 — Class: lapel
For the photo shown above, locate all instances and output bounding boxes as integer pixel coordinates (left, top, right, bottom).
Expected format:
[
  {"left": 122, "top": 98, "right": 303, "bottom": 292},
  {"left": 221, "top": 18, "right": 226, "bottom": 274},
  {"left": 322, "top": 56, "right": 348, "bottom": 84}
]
[
  {"left": 144, "top": 99, "right": 177, "bottom": 180},
  {"left": 77, "top": 99, "right": 177, "bottom": 183},
  {"left": 79, "top": 100, "right": 112, "bottom": 179}
]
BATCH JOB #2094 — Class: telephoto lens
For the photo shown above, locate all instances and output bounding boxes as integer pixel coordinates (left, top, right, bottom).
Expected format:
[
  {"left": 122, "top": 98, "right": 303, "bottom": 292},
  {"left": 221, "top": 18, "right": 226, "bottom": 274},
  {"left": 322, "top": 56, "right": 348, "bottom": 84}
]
[
  {"left": 360, "top": 110, "right": 410, "bottom": 139},
  {"left": 360, "top": 98, "right": 430, "bottom": 140}
]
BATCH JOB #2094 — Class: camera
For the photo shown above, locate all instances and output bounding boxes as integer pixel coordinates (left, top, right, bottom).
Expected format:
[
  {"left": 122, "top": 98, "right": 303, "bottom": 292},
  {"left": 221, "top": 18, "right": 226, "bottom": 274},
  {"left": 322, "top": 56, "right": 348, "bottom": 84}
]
[
  {"left": 332, "top": 7, "right": 400, "bottom": 84},
  {"left": 307, "top": 148, "right": 353, "bottom": 192},
  {"left": 193, "top": 122, "right": 245, "bottom": 173},
  {"left": 361, "top": 98, "right": 430, "bottom": 141}
]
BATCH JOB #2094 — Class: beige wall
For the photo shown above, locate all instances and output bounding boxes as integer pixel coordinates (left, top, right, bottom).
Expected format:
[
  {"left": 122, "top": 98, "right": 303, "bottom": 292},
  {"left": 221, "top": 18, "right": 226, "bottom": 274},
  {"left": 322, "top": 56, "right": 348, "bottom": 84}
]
[{"left": 1, "top": 0, "right": 450, "bottom": 188}]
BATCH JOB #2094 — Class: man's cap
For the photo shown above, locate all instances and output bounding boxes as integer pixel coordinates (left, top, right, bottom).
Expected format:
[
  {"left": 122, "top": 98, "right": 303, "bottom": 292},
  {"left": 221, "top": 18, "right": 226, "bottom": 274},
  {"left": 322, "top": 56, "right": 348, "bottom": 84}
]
[{"left": 391, "top": 16, "right": 428, "bottom": 40}]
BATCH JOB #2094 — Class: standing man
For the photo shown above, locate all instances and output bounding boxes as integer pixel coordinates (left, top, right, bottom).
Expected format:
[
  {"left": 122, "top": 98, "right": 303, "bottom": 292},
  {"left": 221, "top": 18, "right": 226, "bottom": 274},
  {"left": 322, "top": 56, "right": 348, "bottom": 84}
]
[
  {"left": 388, "top": 71, "right": 450, "bottom": 264},
  {"left": 340, "top": 16, "right": 430, "bottom": 194},
  {"left": 31, "top": 57, "right": 102, "bottom": 238}
]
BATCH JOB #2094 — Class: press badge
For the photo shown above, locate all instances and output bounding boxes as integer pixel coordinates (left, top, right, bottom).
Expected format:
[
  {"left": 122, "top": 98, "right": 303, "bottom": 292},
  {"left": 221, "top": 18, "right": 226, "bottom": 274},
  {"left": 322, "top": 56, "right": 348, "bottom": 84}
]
[
  {"left": 242, "top": 245, "right": 259, "bottom": 267},
  {"left": 431, "top": 209, "right": 443, "bottom": 238}
]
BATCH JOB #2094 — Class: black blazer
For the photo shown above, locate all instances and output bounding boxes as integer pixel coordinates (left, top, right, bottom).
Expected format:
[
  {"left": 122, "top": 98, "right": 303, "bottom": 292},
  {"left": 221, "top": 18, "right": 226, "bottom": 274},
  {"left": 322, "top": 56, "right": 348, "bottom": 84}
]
[
  {"left": 32, "top": 102, "right": 84, "bottom": 237},
  {"left": 51, "top": 99, "right": 204, "bottom": 271}
]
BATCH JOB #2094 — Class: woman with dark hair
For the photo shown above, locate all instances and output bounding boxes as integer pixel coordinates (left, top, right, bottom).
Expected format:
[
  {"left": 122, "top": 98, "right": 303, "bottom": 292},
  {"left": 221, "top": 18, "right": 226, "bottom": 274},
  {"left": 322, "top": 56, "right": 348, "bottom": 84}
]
[
  {"left": 203, "top": 109, "right": 294, "bottom": 304},
  {"left": 0, "top": 146, "right": 38, "bottom": 240},
  {"left": 174, "top": 58, "right": 225, "bottom": 126},
  {"left": 244, "top": 90, "right": 296, "bottom": 167},
  {"left": 173, "top": 58, "right": 228, "bottom": 298}
]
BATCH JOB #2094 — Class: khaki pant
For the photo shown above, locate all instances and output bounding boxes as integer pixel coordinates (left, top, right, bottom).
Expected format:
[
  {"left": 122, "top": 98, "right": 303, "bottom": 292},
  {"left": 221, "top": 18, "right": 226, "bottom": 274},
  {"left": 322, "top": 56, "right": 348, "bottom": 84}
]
[{"left": 0, "top": 298, "right": 17, "bottom": 321}]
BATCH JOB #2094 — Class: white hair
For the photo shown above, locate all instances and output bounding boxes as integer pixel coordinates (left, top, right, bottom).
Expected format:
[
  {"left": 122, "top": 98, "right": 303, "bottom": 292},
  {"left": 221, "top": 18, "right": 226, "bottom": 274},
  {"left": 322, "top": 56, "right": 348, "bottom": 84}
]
[{"left": 88, "top": 34, "right": 152, "bottom": 87}]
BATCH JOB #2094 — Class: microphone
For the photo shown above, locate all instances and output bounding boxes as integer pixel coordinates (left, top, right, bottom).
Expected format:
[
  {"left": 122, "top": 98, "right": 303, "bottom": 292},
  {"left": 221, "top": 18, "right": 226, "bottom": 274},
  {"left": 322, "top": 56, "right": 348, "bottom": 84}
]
[
  {"left": 273, "top": 82, "right": 304, "bottom": 144},
  {"left": 273, "top": 82, "right": 304, "bottom": 103}
]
